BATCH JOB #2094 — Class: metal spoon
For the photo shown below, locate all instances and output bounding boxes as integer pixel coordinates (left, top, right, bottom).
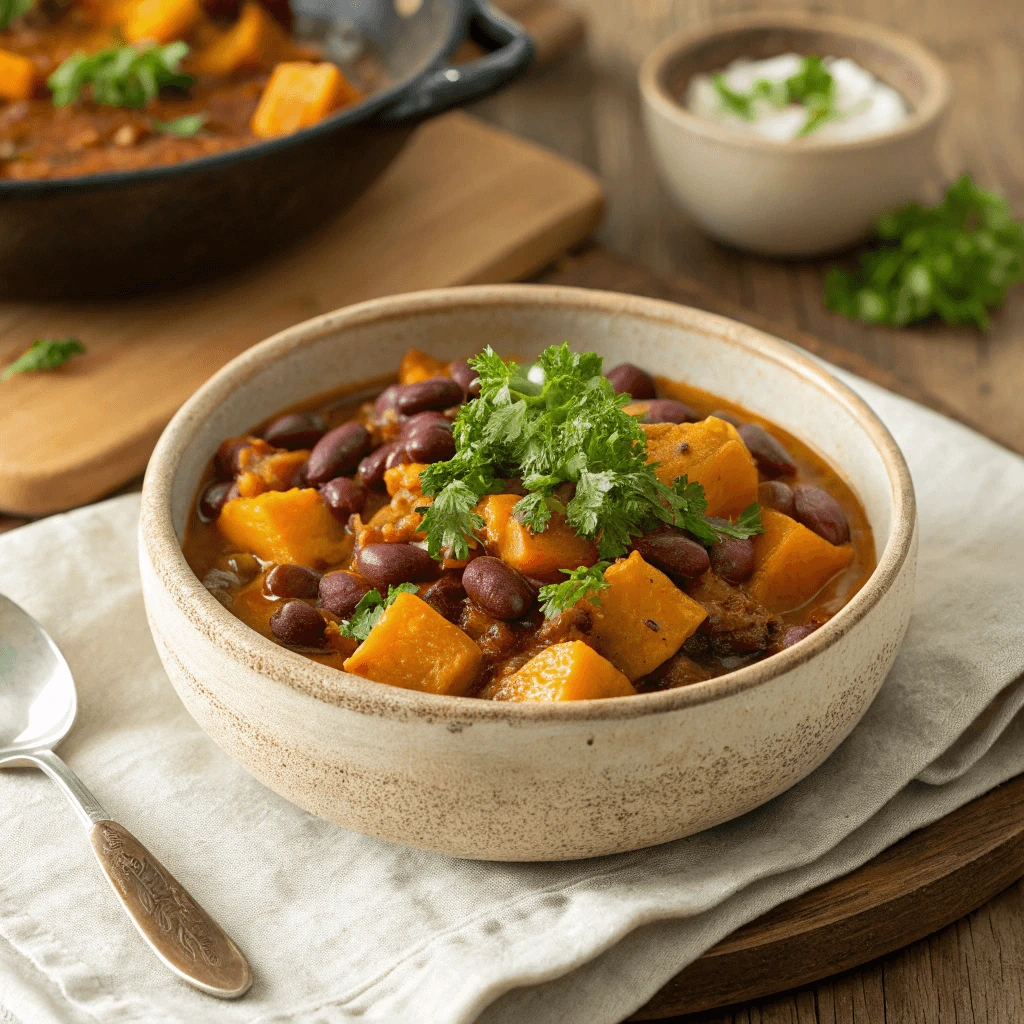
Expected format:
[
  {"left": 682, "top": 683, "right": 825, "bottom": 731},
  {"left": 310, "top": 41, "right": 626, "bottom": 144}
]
[{"left": 0, "top": 594, "right": 252, "bottom": 999}]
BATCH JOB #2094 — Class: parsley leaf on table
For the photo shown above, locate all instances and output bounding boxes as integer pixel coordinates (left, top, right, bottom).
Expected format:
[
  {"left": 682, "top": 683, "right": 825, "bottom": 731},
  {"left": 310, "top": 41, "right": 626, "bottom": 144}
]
[
  {"left": 538, "top": 562, "right": 611, "bottom": 620},
  {"left": 825, "top": 174, "right": 1024, "bottom": 329},
  {"left": 0, "top": 0, "right": 33, "bottom": 30},
  {"left": 339, "top": 583, "right": 419, "bottom": 642},
  {"left": 2, "top": 338, "right": 84, "bottom": 380},
  {"left": 48, "top": 42, "right": 192, "bottom": 109}
]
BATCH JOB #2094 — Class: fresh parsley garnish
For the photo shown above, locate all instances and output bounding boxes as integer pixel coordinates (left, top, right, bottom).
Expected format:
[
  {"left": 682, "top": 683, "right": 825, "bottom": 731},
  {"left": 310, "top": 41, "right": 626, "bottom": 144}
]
[
  {"left": 825, "top": 174, "right": 1024, "bottom": 330},
  {"left": 0, "top": 0, "right": 33, "bottom": 30},
  {"left": 2, "top": 337, "right": 84, "bottom": 380},
  {"left": 151, "top": 113, "right": 205, "bottom": 136},
  {"left": 538, "top": 562, "right": 610, "bottom": 620},
  {"left": 712, "top": 55, "right": 839, "bottom": 136},
  {"left": 339, "top": 583, "right": 418, "bottom": 642},
  {"left": 417, "top": 344, "right": 762, "bottom": 561},
  {"left": 48, "top": 42, "right": 192, "bottom": 109}
]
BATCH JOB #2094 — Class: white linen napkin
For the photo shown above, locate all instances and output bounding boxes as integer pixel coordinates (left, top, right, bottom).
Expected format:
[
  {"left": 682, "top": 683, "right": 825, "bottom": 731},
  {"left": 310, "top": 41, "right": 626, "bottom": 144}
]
[{"left": 1, "top": 366, "right": 1023, "bottom": 1024}]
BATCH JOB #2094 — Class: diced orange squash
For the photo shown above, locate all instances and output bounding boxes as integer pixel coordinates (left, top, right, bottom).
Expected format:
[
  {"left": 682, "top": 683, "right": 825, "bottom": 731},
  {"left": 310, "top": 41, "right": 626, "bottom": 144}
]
[
  {"left": 251, "top": 61, "right": 359, "bottom": 139},
  {"left": 643, "top": 416, "right": 758, "bottom": 518},
  {"left": 489, "top": 641, "right": 635, "bottom": 702},
  {"left": 398, "top": 349, "right": 448, "bottom": 385},
  {"left": 384, "top": 462, "right": 428, "bottom": 497},
  {"left": 587, "top": 551, "right": 707, "bottom": 681},
  {"left": 122, "top": 0, "right": 201, "bottom": 43},
  {"left": 474, "top": 493, "right": 598, "bottom": 583},
  {"left": 217, "top": 487, "right": 353, "bottom": 568},
  {"left": 189, "top": 1, "right": 288, "bottom": 76},
  {"left": 0, "top": 49, "right": 35, "bottom": 101},
  {"left": 343, "top": 592, "right": 481, "bottom": 696},
  {"left": 747, "top": 508, "right": 855, "bottom": 613}
]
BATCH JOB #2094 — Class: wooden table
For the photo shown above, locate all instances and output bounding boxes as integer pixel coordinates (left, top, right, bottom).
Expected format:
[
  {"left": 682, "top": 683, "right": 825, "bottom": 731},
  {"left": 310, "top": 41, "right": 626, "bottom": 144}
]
[{"left": 469, "top": 0, "right": 1024, "bottom": 1019}]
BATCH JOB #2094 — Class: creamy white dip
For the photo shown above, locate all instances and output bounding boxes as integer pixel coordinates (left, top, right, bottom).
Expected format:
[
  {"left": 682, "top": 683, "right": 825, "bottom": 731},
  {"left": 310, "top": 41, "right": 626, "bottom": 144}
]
[{"left": 686, "top": 53, "right": 909, "bottom": 143}]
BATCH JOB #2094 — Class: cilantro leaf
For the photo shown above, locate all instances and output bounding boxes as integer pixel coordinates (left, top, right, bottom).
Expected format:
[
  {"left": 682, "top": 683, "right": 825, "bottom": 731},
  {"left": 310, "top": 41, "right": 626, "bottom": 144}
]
[
  {"left": 49, "top": 42, "right": 192, "bottom": 109},
  {"left": 339, "top": 583, "right": 418, "bottom": 642},
  {"left": 712, "top": 72, "right": 756, "bottom": 120},
  {"left": 825, "top": 174, "right": 1024, "bottom": 329},
  {"left": 417, "top": 481, "right": 486, "bottom": 560},
  {"left": 711, "top": 503, "right": 766, "bottom": 540},
  {"left": 151, "top": 113, "right": 205, "bottom": 136},
  {"left": 0, "top": 0, "right": 33, "bottom": 30},
  {"left": 538, "top": 562, "right": 611, "bottom": 620},
  {"left": 3, "top": 338, "right": 84, "bottom": 380}
]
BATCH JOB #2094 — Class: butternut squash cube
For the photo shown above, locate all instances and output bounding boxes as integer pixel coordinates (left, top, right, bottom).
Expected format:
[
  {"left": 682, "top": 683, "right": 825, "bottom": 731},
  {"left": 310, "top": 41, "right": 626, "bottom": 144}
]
[
  {"left": 123, "top": 0, "right": 201, "bottom": 44},
  {"left": 398, "top": 349, "right": 448, "bottom": 385},
  {"left": 189, "top": 1, "right": 288, "bottom": 76},
  {"left": 474, "top": 493, "right": 598, "bottom": 583},
  {"left": 644, "top": 416, "right": 758, "bottom": 518},
  {"left": 490, "top": 641, "right": 635, "bottom": 702},
  {"left": 384, "top": 462, "right": 428, "bottom": 497},
  {"left": 343, "top": 592, "right": 481, "bottom": 696},
  {"left": 217, "top": 487, "right": 353, "bottom": 568},
  {"left": 587, "top": 551, "right": 707, "bottom": 681},
  {"left": 747, "top": 508, "right": 855, "bottom": 613},
  {"left": 251, "top": 61, "right": 359, "bottom": 139},
  {"left": 0, "top": 49, "right": 35, "bottom": 101}
]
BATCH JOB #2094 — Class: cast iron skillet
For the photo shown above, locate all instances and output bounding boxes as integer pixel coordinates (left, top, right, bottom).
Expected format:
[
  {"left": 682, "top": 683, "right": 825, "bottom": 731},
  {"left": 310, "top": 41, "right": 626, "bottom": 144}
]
[{"left": 0, "top": 0, "right": 533, "bottom": 298}]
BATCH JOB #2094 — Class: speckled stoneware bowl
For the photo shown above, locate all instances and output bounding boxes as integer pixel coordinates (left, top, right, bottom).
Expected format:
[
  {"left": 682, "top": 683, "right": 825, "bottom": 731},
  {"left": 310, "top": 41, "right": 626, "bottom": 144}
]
[{"left": 139, "top": 285, "right": 917, "bottom": 861}]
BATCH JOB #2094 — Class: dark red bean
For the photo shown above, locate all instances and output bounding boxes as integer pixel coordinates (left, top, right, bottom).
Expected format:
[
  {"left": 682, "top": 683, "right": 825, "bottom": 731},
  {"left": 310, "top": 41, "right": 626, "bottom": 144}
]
[
  {"left": 319, "top": 570, "right": 373, "bottom": 618},
  {"left": 357, "top": 443, "right": 396, "bottom": 489},
  {"left": 356, "top": 543, "right": 439, "bottom": 591},
  {"left": 422, "top": 572, "right": 467, "bottom": 623},
  {"left": 395, "top": 378, "right": 463, "bottom": 415},
  {"left": 399, "top": 411, "right": 450, "bottom": 437},
  {"left": 793, "top": 486, "right": 850, "bottom": 545},
  {"left": 449, "top": 360, "right": 480, "bottom": 397},
  {"left": 270, "top": 600, "right": 326, "bottom": 646},
  {"left": 262, "top": 412, "right": 326, "bottom": 450},
  {"left": 320, "top": 477, "right": 366, "bottom": 521},
  {"left": 644, "top": 399, "right": 699, "bottom": 424},
  {"left": 264, "top": 564, "right": 321, "bottom": 599},
  {"left": 780, "top": 624, "right": 817, "bottom": 649},
  {"left": 605, "top": 363, "right": 655, "bottom": 399},
  {"left": 709, "top": 537, "right": 755, "bottom": 583},
  {"left": 633, "top": 528, "right": 710, "bottom": 579},
  {"left": 710, "top": 409, "right": 744, "bottom": 427},
  {"left": 404, "top": 423, "right": 456, "bottom": 464},
  {"left": 374, "top": 384, "right": 402, "bottom": 418},
  {"left": 306, "top": 423, "right": 370, "bottom": 486},
  {"left": 758, "top": 480, "right": 796, "bottom": 518},
  {"left": 738, "top": 423, "right": 796, "bottom": 477},
  {"left": 215, "top": 437, "right": 250, "bottom": 479},
  {"left": 385, "top": 444, "right": 409, "bottom": 471},
  {"left": 198, "top": 480, "right": 233, "bottom": 521},
  {"left": 462, "top": 556, "right": 535, "bottom": 620}
]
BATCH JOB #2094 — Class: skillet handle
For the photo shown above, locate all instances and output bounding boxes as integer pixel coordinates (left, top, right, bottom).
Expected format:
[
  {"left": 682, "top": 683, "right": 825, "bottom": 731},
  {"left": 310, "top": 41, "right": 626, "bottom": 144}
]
[{"left": 380, "top": 0, "right": 534, "bottom": 123}]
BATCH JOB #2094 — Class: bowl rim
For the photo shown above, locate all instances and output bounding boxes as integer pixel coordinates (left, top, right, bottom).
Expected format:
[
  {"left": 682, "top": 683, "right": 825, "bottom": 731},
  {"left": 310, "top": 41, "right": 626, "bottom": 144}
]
[
  {"left": 140, "top": 284, "right": 917, "bottom": 724},
  {"left": 638, "top": 10, "right": 952, "bottom": 154}
]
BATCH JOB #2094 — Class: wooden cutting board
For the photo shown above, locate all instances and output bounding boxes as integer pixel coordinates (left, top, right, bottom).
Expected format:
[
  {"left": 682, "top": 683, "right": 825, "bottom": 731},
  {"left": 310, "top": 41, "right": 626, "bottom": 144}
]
[{"left": 0, "top": 110, "right": 602, "bottom": 516}]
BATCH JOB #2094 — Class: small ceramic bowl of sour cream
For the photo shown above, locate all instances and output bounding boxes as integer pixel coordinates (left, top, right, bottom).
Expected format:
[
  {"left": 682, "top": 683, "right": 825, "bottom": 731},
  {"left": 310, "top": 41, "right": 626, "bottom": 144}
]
[{"left": 639, "top": 13, "right": 952, "bottom": 256}]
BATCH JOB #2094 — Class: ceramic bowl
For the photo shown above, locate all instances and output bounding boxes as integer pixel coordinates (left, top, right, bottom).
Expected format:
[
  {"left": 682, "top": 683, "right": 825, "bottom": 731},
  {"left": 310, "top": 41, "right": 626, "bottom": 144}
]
[
  {"left": 139, "top": 285, "right": 917, "bottom": 861},
  {"left": 638, "top": 12, "right": 952, "bottom": 256}
]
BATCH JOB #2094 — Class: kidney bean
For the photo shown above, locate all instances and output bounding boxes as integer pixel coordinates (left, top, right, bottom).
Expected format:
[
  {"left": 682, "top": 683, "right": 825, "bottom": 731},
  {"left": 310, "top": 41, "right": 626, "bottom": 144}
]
[
  {"left": 396, "top": 377, "right": 463, "bottom": 415},
  {"left": 399, "top": 411, "right": 450, "bottom": 437},
  {"left": 270, "top": 600, "right": 326, "bottom": 646},
  {"left": 319, "top": 570, "right": 373, "bottom": 618},
  {"left": 758, "top": 480, "right": 796, "bottom": 517},
  {"left": 462, "top": 557, "right": 535, "bottom": 620},
  {"left": 198, "top": 480, "right": 233, "bottom": 521},
  {"left": 780, "top": 624, "right": 817, "bottom": 649},
  {"left": 357, "top": 443, "right": 395, "bottom": 489},
  {"left": 320, "top": 477, "right": 366, "bottom": 521},
  {"left": 374, "top": 384, "right": 402, "bottom": 418},
  {"left": 709, "top": 537, "right": 755, "bottom": 583},
  {"left": 738, "top": 423, "right": 796, "bottom": 477},
  {"left": 710, "top": 409, "right": 744, "bottom": 427},
  {"left": 605, "top": 363, "right": 655, "bottom": 399},
  {"left": 422, "top": 572, "right": 467, "bottom": 623},
  {"left": 357, "top": 543, "right": 439, "bottom": 591},
  {"left": 262, "top": 412, "right": 326, "bottom": 450},
  {"left": 215, "top": 436, "right": 250, "bottom": 479},
  {"left": 449, "top": 360, "right": 481, "bottom": 397},
  {"left": 633, "top": 528, "right": 710, "bottom": 579},
  {"left": 644, "top": 399, "right": 699, "bottom": 424},
  {"left": 306, "top": 423, "right": 370, "bottom": 486},
  {"left": 385, "top": 444, "right": 410, "bottom": 471},
  {"left": 793, "top": 485, "right": 850, "bottom": 545},
  {"left": 264, "top": 564, "right": 321, "bottom": 599},
  {"left": 404, "top": 423, "right": 456, "bottom": 464}
]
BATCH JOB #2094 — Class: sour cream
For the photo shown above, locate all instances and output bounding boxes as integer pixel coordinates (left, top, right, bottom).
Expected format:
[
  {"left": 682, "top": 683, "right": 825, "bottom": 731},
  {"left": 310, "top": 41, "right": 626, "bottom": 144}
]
[{"left": 686, "top": 54, "right": 909, "bottom": 143}]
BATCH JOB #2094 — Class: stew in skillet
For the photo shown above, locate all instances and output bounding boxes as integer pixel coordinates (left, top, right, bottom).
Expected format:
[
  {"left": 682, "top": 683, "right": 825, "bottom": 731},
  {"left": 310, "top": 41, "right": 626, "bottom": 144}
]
[{"left": 182, "top": 345, "right": 875, "bottom": 701}]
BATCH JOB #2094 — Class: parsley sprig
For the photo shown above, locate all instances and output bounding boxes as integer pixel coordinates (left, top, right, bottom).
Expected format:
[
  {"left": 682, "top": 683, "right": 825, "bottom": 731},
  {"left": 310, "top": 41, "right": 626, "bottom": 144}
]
[
  {"left": 418, "top": 344, "right": 763, "bottom": 562},
  {"left": 537, "top": 563, "right": 610, "bottom": 619},
  {"left": 151, "top": 113, "right": 206, "bottom": 136},
  {"left": 48, "top": 42, "right": 192, "bottom": 109},
  {"left": 339, "top": 583, "right": 418, "bottom": 642},
  {"left": 0, "top": 0, "right": 33, "bottom": 30},
  {"left": 825, "top": 175, "right": 1024, "bottom": 329},
  {"left": 3, "top": 337, "right": 84, "bottom": 380}
]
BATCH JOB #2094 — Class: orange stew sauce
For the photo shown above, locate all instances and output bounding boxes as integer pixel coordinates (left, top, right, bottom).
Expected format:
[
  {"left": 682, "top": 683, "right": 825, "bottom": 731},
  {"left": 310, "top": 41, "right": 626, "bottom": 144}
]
[{"left": 183, "top": 350, "right": 876, "bottom": 700}]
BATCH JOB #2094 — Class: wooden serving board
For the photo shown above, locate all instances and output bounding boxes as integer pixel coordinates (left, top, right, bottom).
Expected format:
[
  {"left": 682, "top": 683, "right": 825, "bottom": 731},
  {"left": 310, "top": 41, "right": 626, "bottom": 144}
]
[{"left": 0, "top": 109, "right": 602, "bottom": 517}]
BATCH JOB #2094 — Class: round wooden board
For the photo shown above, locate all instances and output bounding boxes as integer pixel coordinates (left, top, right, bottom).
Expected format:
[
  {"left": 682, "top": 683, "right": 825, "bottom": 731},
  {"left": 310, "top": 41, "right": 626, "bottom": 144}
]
[{"left": 631, "top": 774, "right": 1024, "bottom": 1019}]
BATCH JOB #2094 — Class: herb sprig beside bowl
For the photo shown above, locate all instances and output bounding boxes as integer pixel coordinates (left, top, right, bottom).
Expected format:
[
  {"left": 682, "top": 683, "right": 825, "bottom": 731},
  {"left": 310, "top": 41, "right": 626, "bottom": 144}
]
[{"left": 2, "top": 337, "right": 84, "bottom": 380}]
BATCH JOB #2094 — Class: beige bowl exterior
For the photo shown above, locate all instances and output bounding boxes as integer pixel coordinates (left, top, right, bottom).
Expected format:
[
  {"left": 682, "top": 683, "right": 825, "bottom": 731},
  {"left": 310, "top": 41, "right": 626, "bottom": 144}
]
[
  {"left": 639, "top": 13, "right": 952, "bottom": 256},
  {"left": 140, "top": 285, "right": 917, "bottom": 861}
]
